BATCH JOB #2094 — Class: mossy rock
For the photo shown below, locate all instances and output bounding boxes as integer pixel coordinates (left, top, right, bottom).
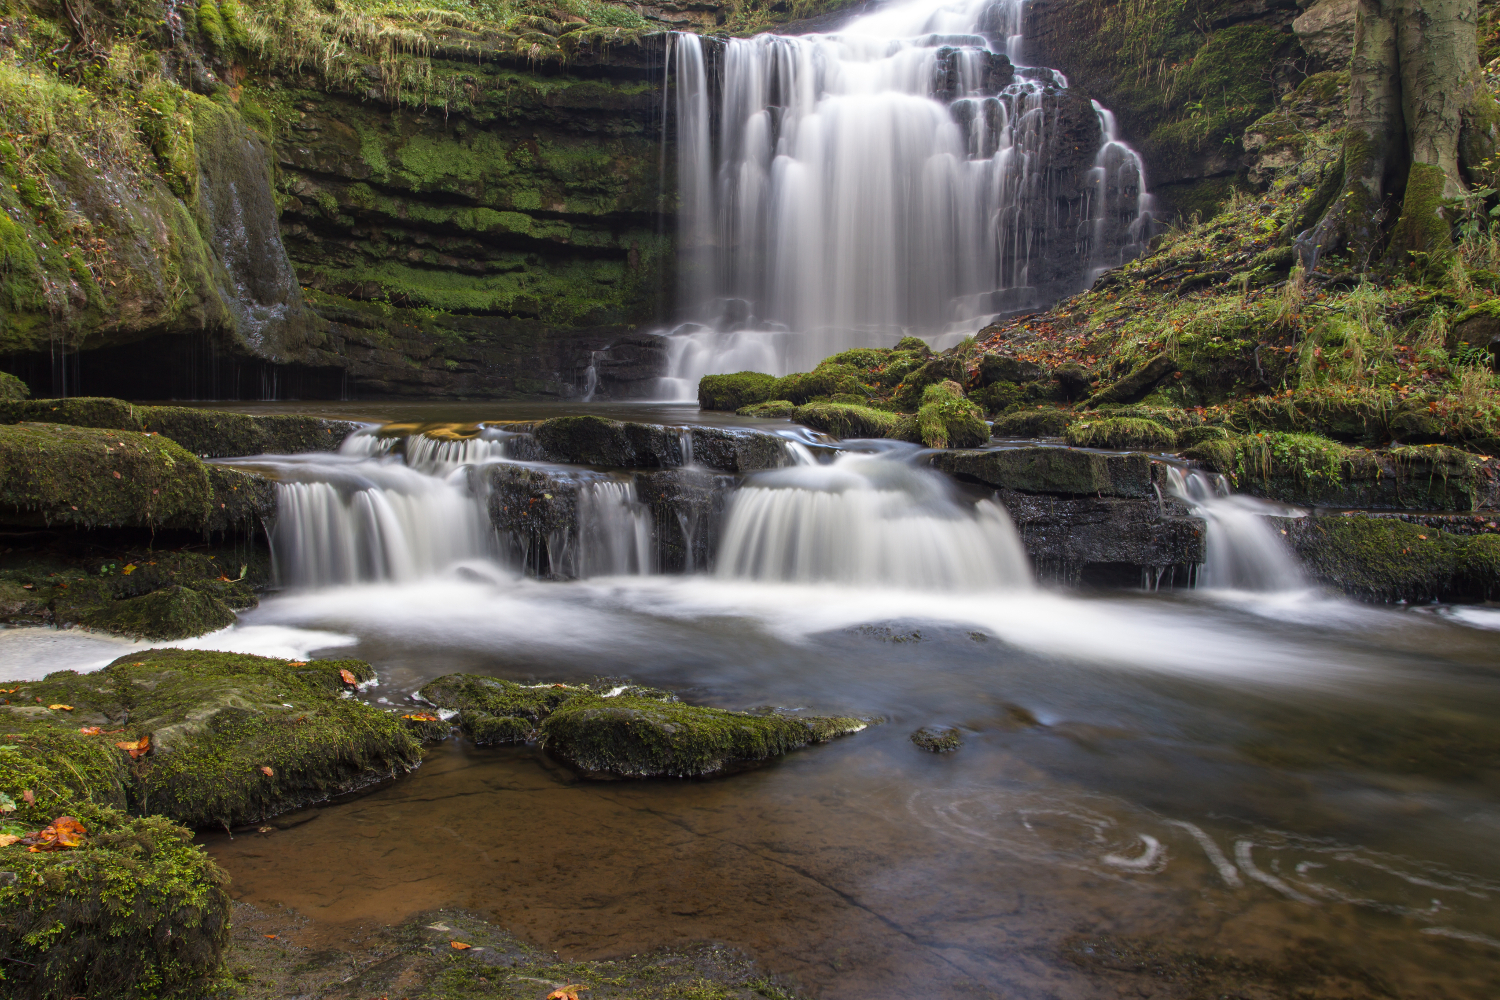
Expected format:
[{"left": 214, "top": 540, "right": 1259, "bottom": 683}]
[
  {"left": 893, "top": 336, "right": 931, "bottom": 353},
  {"left": 539, "top": 696, "right": 868, "bottom": 778},
  {"left": 1287, "top": 515, "right": 1500, "bottom": 602},
  {"left": 0, "top": 726, "right": 231, "bottom": 999},
  {"left": 931, "top": 447, "right": 1155, "bottom": 498},
  {"left": 0, "top": 806, "right": 231, "bottom": 1000},
  {"left": 910, "top": 726, "right": 962, "bottom": 752},
  {"left": 1065, "top": 417, "right": 1177, "bottom": 451},
  {"left": 977, "top": 353, "right": 1043, "bottom": 386},
  {"left": 418, "top": 673, "right": 671, "bottom": 748},
  {"left": 916, "top": 380, "right": 989, "bottom": 448},
  {"left": 772, "top": 367, "right": 864, "bottom": 404},
  {"left": 4, "top": 650, "right": 420, "bottom": 829},
  {"left": 698, "top": 372, "right": 777, "bottom": 411},
  {"left": 0, "top": 371, "right": 28, "bottom": 400},
  {"left": 1177, "top": 425, "right": 1229, "bottom": 448},
  {"left": 791, "top": 402, "right": 902, "bottom": 439},
  {"left": 75, "top": 584, "right": 237, "bottom": 642},
  {"left": 892, "top": 356, "right": 965, "bottom": 411},
  {"left": 991, "top": 409, "right": 1077, "bottom": 438},
  {"left": 736, "top": 399, "right": 797, "bottom": 417}
]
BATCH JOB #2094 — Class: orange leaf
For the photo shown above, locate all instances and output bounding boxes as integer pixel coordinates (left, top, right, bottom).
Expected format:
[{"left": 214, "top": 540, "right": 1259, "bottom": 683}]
[
  {"left": 115, "top": 735, "right": 150, "bottom": 759},
  {"left": 288, "top": 661, "right": 308, "bottom": 667},
  {"left": 547, "top": 986, "right": 587, "bottom": 1000},
  {"left": 48, "top": 704, "right": 73, "bottom": 711},
  {"left": 264, "top": 934, "right": 278, "bottom": 939},
  {"left": 0, "top": 834, "right": 19, "bottom": 847},
  {"left": 339, "top": 669, "right": 358, "bottom": 685},
  {"left": 259, "top": 766, "right": 274, "bottom": 777},
  {"left": 402, "top": 713, "right": 439, "bottom": 722},
  {"left": 78, "top": 726, "right": 102, "bottom": 735},
  {"left": 450, "top": 941, "right": 471, "bottom": 950},
  {"left": 21, "top": 815, "right": 87, "bottom": 851}
]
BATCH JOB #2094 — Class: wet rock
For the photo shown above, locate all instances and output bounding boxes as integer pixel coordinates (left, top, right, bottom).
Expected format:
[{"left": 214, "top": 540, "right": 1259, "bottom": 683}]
[
  {"left": 634, "top": 468, "right": 736, "bottom": 572},
  {"left": 72, "top": 584, "right": 238, "bottom": 642},
  {"left": 737, "top": 399, "right": 798, "bottom": 417},
  {"left": 793, "top": 402, "right": 902, "bottom": 439},
  {"left": 508, "top": 415, "right": 791, "bottom": 473},
  {"left": 700, "top": 371, "right": 778, "bottom": 411},
  {"left": 541, "top": 696, "right": 868, "bottom": 779},
  {"left": 932, "top": 446, "right": 1158, "bottom": 498},
  {"left": 2, "top": 650, "right": 420, "bottom": 829},
  {"left": 911, "top": 726, "right": 963, "bottom": 752},
  {"left": 978, "top": 353, "right": 1044, "bottom": 386},
  {"left": 488, "top": 464, "right": 582, "bottom": 539},
  {"left": 418, "top": 673, "right": 600, "bottom": 744},
  {"left": 1281, "top": 512, "right": 1500, "bottom": 603},
  {"left": 999, "top": 487, "right": 1206, "bottom": 586}
]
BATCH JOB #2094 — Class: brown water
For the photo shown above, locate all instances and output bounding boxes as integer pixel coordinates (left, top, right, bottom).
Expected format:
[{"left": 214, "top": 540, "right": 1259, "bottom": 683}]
[{"left": 203, "top": 581, "right": 1500, "bottom": 999}]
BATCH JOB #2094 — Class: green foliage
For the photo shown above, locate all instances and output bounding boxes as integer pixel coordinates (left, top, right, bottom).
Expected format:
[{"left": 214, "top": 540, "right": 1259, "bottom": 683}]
[
  {"left": 0, "top": 371, "right": 28, "bottom": 399},
  {"left": 892, "top": 355, "right": 964, "bottom": 410}
]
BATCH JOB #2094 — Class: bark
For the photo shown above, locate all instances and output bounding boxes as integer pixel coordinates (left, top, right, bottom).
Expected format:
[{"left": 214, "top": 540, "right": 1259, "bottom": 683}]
[{"left": 1300, "top": 0, "right": 1491, "bottom": 269}]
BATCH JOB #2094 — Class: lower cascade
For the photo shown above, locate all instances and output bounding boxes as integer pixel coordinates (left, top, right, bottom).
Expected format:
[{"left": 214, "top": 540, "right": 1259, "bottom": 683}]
[
  {"left": 1165, "top": 467, "right": 1305, "bottom": 592},
  {"left": 660, "top": 0, "right": 1153, "bottom": 393}
]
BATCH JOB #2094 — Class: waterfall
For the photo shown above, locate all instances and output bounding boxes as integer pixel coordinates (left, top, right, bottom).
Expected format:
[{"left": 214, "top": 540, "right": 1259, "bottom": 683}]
[
  {"left": 716, "top": 450, "right": 1032, "bottom": 588},
  {"left": 1165, "top": 467, "right": 1305, "bottom": 591},
  {"left": 551, "top": 480, "right": 658, "bottom": 578},
  {"left": 659, "top": 0, "right": 1153, "bottom": 394}
]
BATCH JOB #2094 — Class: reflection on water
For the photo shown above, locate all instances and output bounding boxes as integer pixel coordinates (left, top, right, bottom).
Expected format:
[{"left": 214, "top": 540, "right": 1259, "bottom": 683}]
[{"left": 193, "top": 572, "right": 1500, "bottom": 999}]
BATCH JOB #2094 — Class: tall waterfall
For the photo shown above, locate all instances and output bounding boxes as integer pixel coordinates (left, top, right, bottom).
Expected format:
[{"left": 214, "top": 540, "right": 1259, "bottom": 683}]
[
  {"left": 716, "top": 450, "right": 1032, "bottom": 588},
  {"left": 661, "top": 0, "right": 1153, "bottom": 394},
  {"left": 1165, "top": 467, "right": 1305, "bottom": 591}
]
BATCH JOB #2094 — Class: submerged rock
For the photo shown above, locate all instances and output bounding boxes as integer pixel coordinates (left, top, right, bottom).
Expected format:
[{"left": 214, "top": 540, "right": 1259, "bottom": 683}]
[
  {"left": 418, "top": 672, "right": 868, "bottom": 778},
  {"left": 911, "top": 726, "right": 964, "bottom": 752},
  {"left": 4, "top": 650, "right": 421, "bottom": 829}
]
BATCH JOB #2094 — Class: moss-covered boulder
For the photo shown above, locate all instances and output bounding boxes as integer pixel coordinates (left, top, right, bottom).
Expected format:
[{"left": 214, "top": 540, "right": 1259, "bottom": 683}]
[
  {"left": 916, "top": 380, "right": 990, "bottom": 448},
  {"left": 737, "top": 399, "right": 798, "bottom": 417},
  {"left": 910, "top": 726, "right": 963, "bottom": 752},
  {"left": 1065, "top": 417, "right": 1177, "bottom": 451},
  {"left": 698, "top": 372, "right": 778, "bottom": 411},
  {"left": 992, "top": 408, "right": 1078, "bottom": 438},
  {"left": 792, "top": 402, "right": 902, "bottom": 439},
  {"left": 540, "top": 696, "right": 867, "bottom": 778},
  {"left": 419, "top": 672, "right": 868, "bottom": 778},
  {"left": 892, "top": 355, "right": 965, "bottom": 411},
  {"left": 932, "top": 446, "right": 1157, "bottom": 498},
  {"left": 1285, "top": 514, "right": 1500, "bottom": 602},
  {"left": 0, "top": 371, "right": 27, "bottom": 400},
  {"left": 0, "top": 725, "right": 231, "bottom": 999},
  {"left": 4, "top": 650, "right": 422, "bottom": 829}
]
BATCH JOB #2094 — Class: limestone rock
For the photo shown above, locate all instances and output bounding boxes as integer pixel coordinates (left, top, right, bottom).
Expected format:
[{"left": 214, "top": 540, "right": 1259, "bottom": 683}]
[{"left": 1293, "top": 0, "right": 1358, "bottom": 70}]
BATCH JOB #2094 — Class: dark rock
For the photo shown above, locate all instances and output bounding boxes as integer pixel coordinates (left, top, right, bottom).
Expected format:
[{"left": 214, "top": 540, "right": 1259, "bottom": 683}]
[
  {"left": 992, "top": 409, "right": 1078, "bottom": 437},
  {"left": 507, "top": 416, "right": 791, "bottom": 473},
  {"left": 634, "top": 468, "right": 737, "bottom": 572},
  {"left": 1282, "top": 512, "right": 1500, "bottom": 602},
  {"left": 979, "top": 353, "right": 1044, "bottom": 385},
  {"left": 911, "top": 726, "right": 963, "bottom": 752},
  {"left": 932, "top": 446, "right": 1158, "bottom": 498},
  {"left": 1054, "top": 362, "right": 1093, "bottom": 400},
  {"left": 999, "top": 487, "right": 1206, "bottom": 586}
]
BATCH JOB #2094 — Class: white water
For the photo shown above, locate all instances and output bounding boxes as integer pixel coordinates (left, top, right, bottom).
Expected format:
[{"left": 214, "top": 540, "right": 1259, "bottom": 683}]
[
  {"left": 1166, "top": 466, "right": 1306, "bottom": 591},
  {"left": 657, "top": 0, "right": 1154, "bottom": 397},
  {"left": 717, "top": 449, "right": 1031, "bottom": 587}
]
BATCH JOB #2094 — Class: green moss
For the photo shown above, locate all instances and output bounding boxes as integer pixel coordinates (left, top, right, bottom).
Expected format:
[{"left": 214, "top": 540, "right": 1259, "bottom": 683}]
[
  {"left": 1386, "top": 162, "right": 1454, "bottom": 271},
  {"left": 893, "top": 336, "right": 931, "bottom": 353},
  {"left": 916, "top": 380, "right": 989, "bottom": 448},
  {"left": 991, "top": 409, "right": 1077, "bottom": 438},
  {"left": 1065, "top": 417, "right": 1177, "bottom": 450},
  {"left": 791, "top": 402, "right": 901, "bottom": 439},
  {"left": 197, "top": 0, "right": 226, "bottom": 49},
  {"left": 5, "top": 650, "right": 420, "bottom": 829},
  {"left": 76, "top": 585, "right": 237, "bottom": 641},
  {"left": 736, "top": 399, "right": 797, "bottom": 417},
  {"left": 910, "top": 726, "right": 962, "bottom": 752},
  {"left": 892, "top": 356, "right": 964, "bottom": 411},
  {"left": 0, "top": 371, "right": 28, "bottom": 399},
  {"left": 698, "top": 371, "right": 777, "bottom": 411},
  {"left": 772, "top": 367, "right": 867, "bottom": 404},
  {"left": 1177, "top": 424, "right": 1229, "bottom": 448},
  {"left": 1289, "top": 515, "right": 1500, "bottom": 603},
  {"left": 540, "top": 695, "right": 867, "bottom": 778}
]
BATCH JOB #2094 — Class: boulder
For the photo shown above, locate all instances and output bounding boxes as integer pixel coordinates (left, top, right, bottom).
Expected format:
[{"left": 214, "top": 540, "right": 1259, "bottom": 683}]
[
  {"left": 792, "top": 402, "right": 903, "bottom": 439},
  {"left": 1292, "top": 0, "right": 1358, "bottom": 70},
  {"left": 932, "top": 446, "right": 1158, "bottom": 498},
  {"left": 917, "top": 380, "right": 990, "bottom": 448},
  {"left": 911, "top": 726, "right": 963, "bottom": 752},
  {"left": 999, "top": 487, "right": 1206, "bottom": 586},
  {"left": 1283, "top": 512, "right": 1500, "bottom": 602},
  {"left": 1064, "top": 416, "right": 1177, "bottom": 451},
  {"left": 507, "top": 416, "right": 790, "bottom": 473},
  {"left": 4, "top": 650, "right": 421, "bottom": 829}
]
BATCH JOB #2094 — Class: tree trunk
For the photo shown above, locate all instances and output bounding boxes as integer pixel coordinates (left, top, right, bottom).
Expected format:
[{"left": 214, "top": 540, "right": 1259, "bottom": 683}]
[{"left": 1299, "top": 0, "right": 1499, "bottom": 270}]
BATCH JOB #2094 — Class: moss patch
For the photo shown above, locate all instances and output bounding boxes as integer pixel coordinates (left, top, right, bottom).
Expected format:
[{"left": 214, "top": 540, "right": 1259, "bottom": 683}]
[
  {"left": 3, "top": 649, "right": 421, "bottom": 829},
  {"left": 1065, "top": 417, "right": 1177, "bottom": 450},
  {"left": 791, "top": 402, "right": 902, "bottom": 439},
  {"left": 698, "top": 372, "right": 777, "bottom": 411},
  {"left": 1286, "top": 514, "right": 1500, "bottom": 602},
  {"left": 916, "top": 380, "right": 990, "bottom": 448}
]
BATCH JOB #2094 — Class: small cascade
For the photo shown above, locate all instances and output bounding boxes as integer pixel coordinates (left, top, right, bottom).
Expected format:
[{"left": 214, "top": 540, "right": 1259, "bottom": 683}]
[
  {"left": 401, "top": 429, "right": 515, "bottom": 475},
  {"left": 659, "top": 0, "right": 1153, "bottom": 392},
  {"left": 716, "top": 450, "right": 1032, "bottom": 588},
  {"left": 576, "top": 480, "right": 657, "bottom": 577},
  {"left": 270, "top": 461, "right": 494, "bottom": 588},
  {"left": 1085, "top": 101, "right": 1154, "bottom": 281},
  {"left": 1166, "top": 467, "right": 1305, "bottom": 591}
]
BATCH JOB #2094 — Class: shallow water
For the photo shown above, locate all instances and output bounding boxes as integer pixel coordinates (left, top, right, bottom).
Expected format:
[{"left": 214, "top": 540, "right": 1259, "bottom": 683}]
[{"left": 187, "top": 573, "right": 1500, "bottom": 998}]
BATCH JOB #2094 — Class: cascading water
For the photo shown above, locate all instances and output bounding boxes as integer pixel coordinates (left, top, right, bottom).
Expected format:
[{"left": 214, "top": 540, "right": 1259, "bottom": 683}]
[
  {"left": 716, "top": 449, "right": 1032, "bottom": 588},
  {"left": 1165, "top": 467, "right": 1305, "bottom": 591},
  {"left": 658, "top": 0, "right": 1154, "bottom": 396}
]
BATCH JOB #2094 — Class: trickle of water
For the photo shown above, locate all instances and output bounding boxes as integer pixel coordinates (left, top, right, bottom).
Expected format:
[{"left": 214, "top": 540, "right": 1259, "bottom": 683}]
[
  {"left": 1166, "top": 466, "right": 1306, "bottom": 591},
  {"left": 716, "top": 450, "right": 1032, "bottom": 588}
]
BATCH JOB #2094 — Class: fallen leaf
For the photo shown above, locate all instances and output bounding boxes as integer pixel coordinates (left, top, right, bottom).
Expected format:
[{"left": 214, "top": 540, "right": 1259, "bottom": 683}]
[
  {"left": 288, "top": 661, "right": 308, "bottom": 667},
  {"left": 1418, "top": 534, "right": 1428, "bottom": 540},
  {"left": 116, "top": 735, "right": 150, "bottom": 759},
  {"left": 402, "top": 713, "right": 439, "bottom": 722},
  {"left": 22, "top": 790, "right": 33, "bottom": 806},
  {"left": 257, "top": 826, "right": 275, "bottom": 834},
  {"left": 0, "top": 834, "right": 19, "bottom": 847},
  {"left": 450, "top": 941, "right": 471, "bottom": 950},
  {"left": 259, "top": 766, "right": 274, "bottom": 777},
  {"left": 48, "top": 704, "right": 73, "bottom": 711},
  {"left": 78, "top": 726, "right": 102, "bottom": 735},
  {"left": 121, "top": 563, "right": 136, "bottom": 575},
  {"left": 21, "top": 815, "right": 87, "bottom": 851},
  {"left": 547, "top": 986, "right": 588, "bottom": 1000},
  {"left": 264, "top": 934, "right": 278, "bottom": 939},
  {"left": 339, "top": 668, "right": 358, "bottom": 685}
]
